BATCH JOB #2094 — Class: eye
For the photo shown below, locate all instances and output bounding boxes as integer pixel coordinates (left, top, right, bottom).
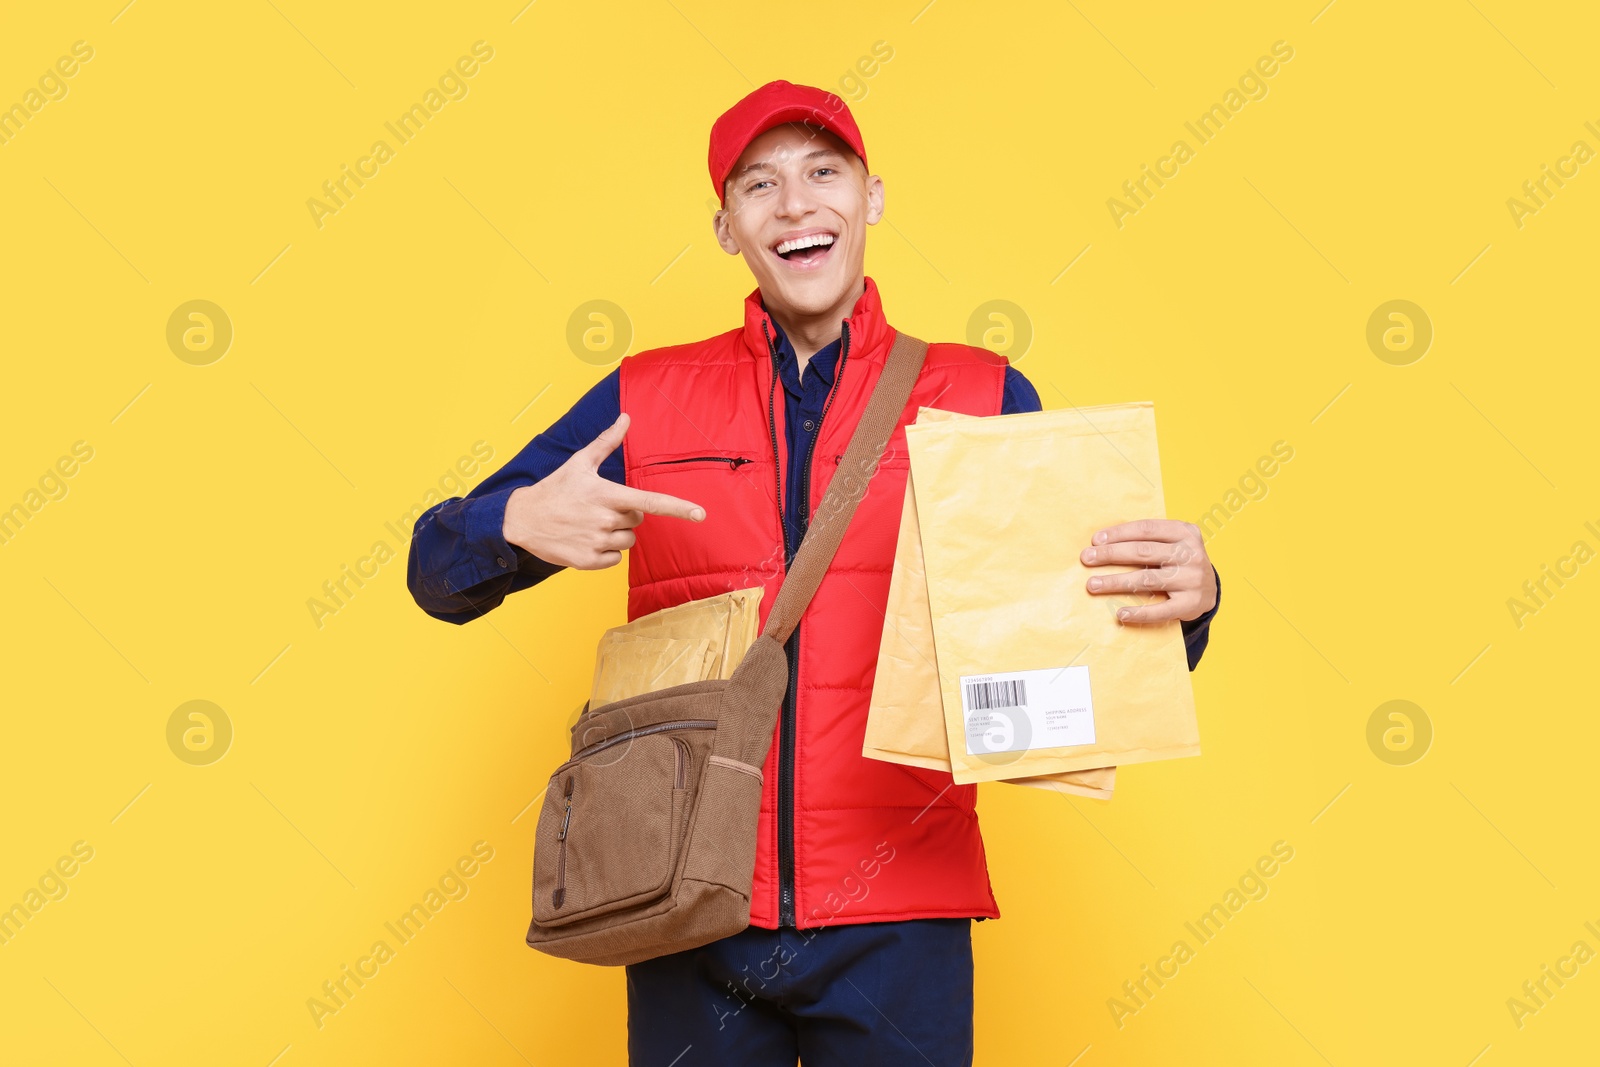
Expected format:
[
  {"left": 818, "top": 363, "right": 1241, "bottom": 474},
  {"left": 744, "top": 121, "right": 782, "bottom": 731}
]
[{"left": 814, "top": 167, "right": 837, "bottom": 177}]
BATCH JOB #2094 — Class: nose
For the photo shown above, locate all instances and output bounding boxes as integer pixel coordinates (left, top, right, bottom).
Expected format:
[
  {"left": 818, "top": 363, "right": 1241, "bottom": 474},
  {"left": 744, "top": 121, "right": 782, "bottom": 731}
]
[{"left": 775, "top": 172, "right": 818, "bottom": 221}]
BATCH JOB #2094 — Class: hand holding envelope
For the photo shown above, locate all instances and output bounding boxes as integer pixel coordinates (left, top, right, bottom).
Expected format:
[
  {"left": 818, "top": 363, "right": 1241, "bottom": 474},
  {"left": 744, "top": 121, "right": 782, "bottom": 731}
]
[{"left": 864, "top": 402, "right": 1201, "bottom": 791}]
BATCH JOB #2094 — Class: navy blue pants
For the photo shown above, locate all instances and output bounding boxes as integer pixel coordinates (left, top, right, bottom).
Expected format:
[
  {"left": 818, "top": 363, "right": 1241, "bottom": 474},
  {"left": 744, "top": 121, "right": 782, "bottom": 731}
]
[{"left": 625, "top": 918, "right": 974, "bottom": 1066}]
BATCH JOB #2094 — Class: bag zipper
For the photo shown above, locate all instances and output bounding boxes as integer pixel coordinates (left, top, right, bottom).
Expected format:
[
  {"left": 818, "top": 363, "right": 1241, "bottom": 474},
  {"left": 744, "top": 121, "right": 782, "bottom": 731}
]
[
  {"left": 553, "top": 774, "right": 574, "bottom": 909},
  {"left": 673, "top": 736, "right": 689, "bottom": 789},
  {"left": 556, "top": 719, "right": 716, "bottom": 774}
]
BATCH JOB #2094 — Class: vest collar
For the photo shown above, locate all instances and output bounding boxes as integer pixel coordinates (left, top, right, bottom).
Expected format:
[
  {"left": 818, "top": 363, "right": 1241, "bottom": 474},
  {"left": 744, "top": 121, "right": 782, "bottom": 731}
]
[{"left": 740, "top": 275, "right": 894, "bottom": 367}]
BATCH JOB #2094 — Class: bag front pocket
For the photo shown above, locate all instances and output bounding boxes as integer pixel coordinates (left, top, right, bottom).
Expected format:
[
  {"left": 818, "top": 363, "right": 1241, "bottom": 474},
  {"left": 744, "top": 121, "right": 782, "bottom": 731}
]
[{"left": 531, "top": 719, "right": 713, "bottom": 927}]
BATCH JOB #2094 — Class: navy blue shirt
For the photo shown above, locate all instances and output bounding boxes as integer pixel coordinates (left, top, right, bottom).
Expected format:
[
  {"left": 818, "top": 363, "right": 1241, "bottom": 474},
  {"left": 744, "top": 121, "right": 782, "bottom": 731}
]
[{"left": 409, "top": 318, "right": 1219, "bottom": 666}]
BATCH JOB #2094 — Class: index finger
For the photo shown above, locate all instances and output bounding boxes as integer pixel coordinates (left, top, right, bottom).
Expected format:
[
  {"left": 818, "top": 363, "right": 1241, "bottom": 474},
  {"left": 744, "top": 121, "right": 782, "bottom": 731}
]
[
  {"left": 607, "top": 483, "right": 706, "bottom": 522},
  {"left": 1092, "top": 519, "right": 1191, "bottom": 545}
]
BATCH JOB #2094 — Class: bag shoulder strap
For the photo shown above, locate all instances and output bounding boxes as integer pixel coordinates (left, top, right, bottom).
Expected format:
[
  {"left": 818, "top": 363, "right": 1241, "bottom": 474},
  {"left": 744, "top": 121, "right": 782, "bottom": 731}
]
[{"left": 760, "top": 329, "right": 930, "bottom": 645}]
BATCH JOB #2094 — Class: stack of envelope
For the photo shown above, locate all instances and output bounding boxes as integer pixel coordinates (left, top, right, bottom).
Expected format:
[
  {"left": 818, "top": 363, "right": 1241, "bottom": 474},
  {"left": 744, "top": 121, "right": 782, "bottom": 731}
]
[
  {"left": 590, "top": 586, "right": 763, "bottom": 707},
  {"left": 864, "top": 403, "right": 1201, "bottom": 798}
]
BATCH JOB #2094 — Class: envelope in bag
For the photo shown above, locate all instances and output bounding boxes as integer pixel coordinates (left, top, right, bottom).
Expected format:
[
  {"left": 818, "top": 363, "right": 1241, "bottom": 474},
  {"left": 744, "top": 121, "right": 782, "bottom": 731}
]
[
  {"left": 904, "top": 402, "right": 1200, "bottom": 785},
  {"left": 589, "top": 586, "right": 763, "bottom": 707}
]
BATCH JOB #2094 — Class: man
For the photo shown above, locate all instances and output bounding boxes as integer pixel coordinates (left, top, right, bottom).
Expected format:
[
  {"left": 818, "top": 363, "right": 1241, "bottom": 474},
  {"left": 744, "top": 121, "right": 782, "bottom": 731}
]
[{"left": 409, "top": 80, "right": 1220, "bottom": 1066}]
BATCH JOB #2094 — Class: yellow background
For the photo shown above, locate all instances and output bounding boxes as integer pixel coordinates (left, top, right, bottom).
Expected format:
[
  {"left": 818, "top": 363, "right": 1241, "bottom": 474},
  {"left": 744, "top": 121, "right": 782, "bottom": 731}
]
[{"left": 2, "top": 0, "right": 1596, "bottom": 1063}]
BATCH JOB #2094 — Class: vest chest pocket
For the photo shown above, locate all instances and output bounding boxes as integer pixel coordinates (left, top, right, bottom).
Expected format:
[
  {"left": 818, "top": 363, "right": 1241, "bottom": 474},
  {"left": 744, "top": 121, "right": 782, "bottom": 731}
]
[
  {"left": 636, "top": 451, "right": 760, "bottom": 475},
  {"left": 632, "top": 453, "right": 771, "bottom": 536},
  {"left": 827, "top": 448, "right": 910, "bottom": 483},
  {"left": 530, "top": 721, "right": 714, "bottom": 927},
  {"left": 832, "top": 444, "right": 910, "bottom": 467}
]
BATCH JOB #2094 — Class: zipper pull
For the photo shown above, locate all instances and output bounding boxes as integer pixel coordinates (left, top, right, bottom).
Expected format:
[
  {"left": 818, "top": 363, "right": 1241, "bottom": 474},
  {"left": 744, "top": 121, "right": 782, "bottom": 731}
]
[{"left": 557, "top": 776, "right": 574, "bottom": 840}]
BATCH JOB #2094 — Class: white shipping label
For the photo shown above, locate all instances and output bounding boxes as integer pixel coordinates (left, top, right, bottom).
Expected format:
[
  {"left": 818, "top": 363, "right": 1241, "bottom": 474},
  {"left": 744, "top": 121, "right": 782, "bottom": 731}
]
[{"left": 961, "top": 666, "right": 1096, "bottom": 756}]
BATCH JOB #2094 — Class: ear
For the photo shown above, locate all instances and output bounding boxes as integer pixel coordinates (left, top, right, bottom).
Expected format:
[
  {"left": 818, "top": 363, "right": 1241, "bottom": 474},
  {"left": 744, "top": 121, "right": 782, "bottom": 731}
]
[
  {"left": 864, "top": 174, "right": 885, "bottom": 225},
  {"left": 712, "top": 202, "right": 742, "bottom": 255}
]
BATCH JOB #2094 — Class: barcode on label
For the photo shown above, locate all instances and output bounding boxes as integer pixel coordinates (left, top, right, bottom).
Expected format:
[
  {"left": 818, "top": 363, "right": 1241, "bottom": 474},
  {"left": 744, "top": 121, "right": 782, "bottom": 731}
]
[{"left": 963, "top": 678, "right": 1027, "bottom": 710}]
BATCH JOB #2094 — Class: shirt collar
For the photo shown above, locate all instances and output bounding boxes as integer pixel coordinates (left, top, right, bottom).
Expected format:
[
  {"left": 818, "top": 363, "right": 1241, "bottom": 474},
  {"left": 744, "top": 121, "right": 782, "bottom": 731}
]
[
  {"left": 740, "top": 275, "right": 893, "bottom": 372},
  {"left": 766, "top": 312, "right": 843, "bottom": 399}
]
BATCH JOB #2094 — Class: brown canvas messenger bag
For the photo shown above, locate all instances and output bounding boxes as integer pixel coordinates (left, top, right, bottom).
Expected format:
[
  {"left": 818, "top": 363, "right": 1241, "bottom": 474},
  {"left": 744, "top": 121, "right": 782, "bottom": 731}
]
[{"left": 525, "top": 330, "right": 932, "bottom": 966}]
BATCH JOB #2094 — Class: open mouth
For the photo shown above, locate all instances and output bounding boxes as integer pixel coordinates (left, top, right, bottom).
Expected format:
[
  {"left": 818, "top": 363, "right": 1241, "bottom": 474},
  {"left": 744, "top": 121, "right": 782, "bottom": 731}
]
[{"left": 771, "top": 231, "right": 836, "bottom": 271}]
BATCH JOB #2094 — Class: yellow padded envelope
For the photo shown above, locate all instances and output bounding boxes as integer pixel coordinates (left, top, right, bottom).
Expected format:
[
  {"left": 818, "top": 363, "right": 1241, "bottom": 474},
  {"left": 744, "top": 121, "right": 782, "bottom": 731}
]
[
  {"left": 588, "top": 586, "right": 763, "bottom": 707},
  {"left": 590, "top": 632, "right": 715, "bottom": 709},
  {"left": 863, "top": 416, "right": 1116, "bottom": 799},
  {"left": 896, "top": 402, "right": 1200, "bottom": 785}
]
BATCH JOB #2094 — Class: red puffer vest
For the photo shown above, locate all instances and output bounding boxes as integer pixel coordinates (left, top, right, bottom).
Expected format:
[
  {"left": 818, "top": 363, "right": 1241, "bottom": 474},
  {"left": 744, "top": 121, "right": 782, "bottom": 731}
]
[{"left": 617, "top": 276, "right": 1005, "bottom": 929}]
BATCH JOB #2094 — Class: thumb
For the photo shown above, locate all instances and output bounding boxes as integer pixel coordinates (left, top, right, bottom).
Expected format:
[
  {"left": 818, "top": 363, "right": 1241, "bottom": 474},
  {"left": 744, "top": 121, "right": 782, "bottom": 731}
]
[{"left": 574, "top": 411, "right": 629, "bottom": 469}]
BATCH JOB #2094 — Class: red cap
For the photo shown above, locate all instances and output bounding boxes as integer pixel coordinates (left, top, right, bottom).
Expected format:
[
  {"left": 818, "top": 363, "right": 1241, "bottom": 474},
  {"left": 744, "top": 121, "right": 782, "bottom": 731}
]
[{"left": 708, "top": 80, "right": 868, "bottom": 204}]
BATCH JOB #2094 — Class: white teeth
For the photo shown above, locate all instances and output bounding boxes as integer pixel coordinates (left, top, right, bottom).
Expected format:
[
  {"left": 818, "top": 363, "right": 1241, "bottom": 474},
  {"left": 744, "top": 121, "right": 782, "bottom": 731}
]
[{"left": 776, "top": 233, "right": 836, "bottom": 256}]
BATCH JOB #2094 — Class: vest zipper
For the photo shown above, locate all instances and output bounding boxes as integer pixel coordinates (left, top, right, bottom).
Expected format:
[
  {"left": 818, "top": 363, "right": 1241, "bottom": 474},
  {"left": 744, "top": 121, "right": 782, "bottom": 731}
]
[
  {"left": 771, "top": 317, "right": 851, "bottom": 927},
  {"left": 762, "top": 318, "right": 796, "bottom": 925},
  {"left": 764, "top": 321, "right": 787, "bottom": 557}
]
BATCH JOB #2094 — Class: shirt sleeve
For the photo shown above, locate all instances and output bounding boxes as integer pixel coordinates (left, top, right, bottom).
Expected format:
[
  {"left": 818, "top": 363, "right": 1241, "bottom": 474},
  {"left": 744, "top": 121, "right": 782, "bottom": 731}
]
[
  {"left": 407, "top": 370, "right": 625, "bottom": 623},
  {"left": 1001, "top": 364, "right": 1042, "bottom": 415},
  {"left": 1181, "top": 566, "right": 1220, "bottom": 671},
  {"left": 1003, "top": 364, "right": 1221, "bottom": 671}
]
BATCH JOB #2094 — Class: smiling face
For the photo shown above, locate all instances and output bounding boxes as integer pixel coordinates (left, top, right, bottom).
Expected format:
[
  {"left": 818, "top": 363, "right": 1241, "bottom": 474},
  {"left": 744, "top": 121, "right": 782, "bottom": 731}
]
[{"left": 713, "top": 122, "right": 884, "bottom": 331}]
